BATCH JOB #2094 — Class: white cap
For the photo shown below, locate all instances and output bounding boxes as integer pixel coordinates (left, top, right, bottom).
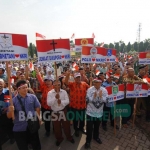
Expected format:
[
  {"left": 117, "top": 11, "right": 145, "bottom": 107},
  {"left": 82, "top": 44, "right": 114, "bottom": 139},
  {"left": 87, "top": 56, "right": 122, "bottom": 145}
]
[
  {"left": 74, "top": 72, "right": 81, "bottom": 78},
  {"left": 46, "top": 67, "right": 52, "bottom": 72}
]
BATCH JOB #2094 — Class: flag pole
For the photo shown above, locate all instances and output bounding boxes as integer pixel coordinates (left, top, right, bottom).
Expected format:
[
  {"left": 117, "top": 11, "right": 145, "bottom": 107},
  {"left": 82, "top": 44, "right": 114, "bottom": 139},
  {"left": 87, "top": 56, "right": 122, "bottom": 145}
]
[
  {"left": 6, "top": 62, "right": 14, "bottom": 120},
  {"left": 54, "top": 62, "right": 58, "bottom": 81}
]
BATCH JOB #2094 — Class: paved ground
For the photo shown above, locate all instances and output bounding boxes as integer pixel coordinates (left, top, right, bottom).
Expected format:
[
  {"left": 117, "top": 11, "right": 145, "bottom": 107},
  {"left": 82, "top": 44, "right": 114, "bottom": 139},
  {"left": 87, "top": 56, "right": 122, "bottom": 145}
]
[
  {"left": 2, "top": 118, "right": 150, "bottom": 150},
  {"left": 135, "top": 110, "right": 150, "bottom": 141}
]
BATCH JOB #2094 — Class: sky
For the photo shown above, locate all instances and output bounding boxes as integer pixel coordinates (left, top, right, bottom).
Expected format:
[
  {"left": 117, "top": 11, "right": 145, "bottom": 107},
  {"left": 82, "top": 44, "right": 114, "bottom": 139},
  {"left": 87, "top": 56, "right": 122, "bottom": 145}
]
[{"left": 0, "top": 0, "right": 150, "bottom": 45}]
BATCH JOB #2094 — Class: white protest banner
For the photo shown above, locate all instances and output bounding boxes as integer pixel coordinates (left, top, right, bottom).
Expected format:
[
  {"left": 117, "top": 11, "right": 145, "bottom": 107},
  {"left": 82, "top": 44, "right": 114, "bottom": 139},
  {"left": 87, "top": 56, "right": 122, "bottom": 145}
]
[
  {"left": 106, "top": 84, "right": 124, "bottom": 102},
  {"left": 0, "top": 33, "right": 28, "bottom": 61},
  {"left": 139, "top": 52, "right": 150, "bottom": 64},
  {"left": 126, "top": 83, "right": 148, "bottom": 98},
  {"left": 36, "top": 39, "right": 71, "bottom": 63},
  {"left": 81, "top": 46, "right": 116, "bottom": 63},
  {"left": 75, "top": 38, "right": 94, "bottom": 52}
]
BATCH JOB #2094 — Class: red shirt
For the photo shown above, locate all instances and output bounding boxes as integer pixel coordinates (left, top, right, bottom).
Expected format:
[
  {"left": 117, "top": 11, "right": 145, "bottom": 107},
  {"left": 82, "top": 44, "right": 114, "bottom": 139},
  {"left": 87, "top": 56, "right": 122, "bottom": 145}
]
[
  {"left": 37, "top": 74, "right": 53, "bottom": 110},
  {"left": 68, "top": 82, "right": 89, "bottom": 109}
]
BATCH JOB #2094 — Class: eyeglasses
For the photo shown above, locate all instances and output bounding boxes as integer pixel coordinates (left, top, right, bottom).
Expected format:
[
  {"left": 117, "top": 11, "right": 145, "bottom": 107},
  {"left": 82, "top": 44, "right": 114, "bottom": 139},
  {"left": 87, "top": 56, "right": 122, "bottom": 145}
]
[
  {"left": 19, "top": 86, "right": 28, "bottom": 90},
  {"left": 54, "top": 84, "right": 61, "bottom": 86}
]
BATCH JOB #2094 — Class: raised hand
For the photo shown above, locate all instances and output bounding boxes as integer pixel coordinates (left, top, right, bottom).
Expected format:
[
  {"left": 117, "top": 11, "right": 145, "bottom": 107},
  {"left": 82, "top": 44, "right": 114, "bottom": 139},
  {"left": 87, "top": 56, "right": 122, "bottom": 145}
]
[
  {"left": 66, "top": 70, "right": 71, "bottom": 76},
  {"left": 55, "top": 93, "right": 60, "bottom": 99},
  {"left": 93, "top": 91, "right": 97, "bottom": 99},
  {"left": 99, "top": 90, "right": 102, "bottom": 98}
]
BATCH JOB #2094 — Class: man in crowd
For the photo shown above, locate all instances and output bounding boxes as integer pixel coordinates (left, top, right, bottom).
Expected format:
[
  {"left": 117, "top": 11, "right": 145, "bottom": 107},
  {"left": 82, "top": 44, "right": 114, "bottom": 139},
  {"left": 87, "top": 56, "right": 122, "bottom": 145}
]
[
  {"left": 101, "top": 72, "right": 119, "bottom": 131},
  {"left": 7, "top": 80, "right": 41, "bottom": 150},
  {"left": 47, "top": 80, "right": 75, "bottom": 146},
  {"left": 35, "top": 67, "right": 53, "bottom": 137},
  {"left": 136, "top": 65, "right": 147, "bottom": 118},
  {"left": 0, "top": 67, "right": 7, "bottom": 81},
  {"left": 85, "top": 78, "right": 108, "bottom": 149},
  {"left": 122, "top": 67, "right": 145, "bottom": 127},
  {"left": 0, "top": 79, "right": 14, "bottom": 150},
  {"left": 144, "top": 71, "right": 150, "bottom": 121},
  {"left": 65, "top": 72, "right": 89, "bottom": 137},
  {"left": 79, "top": 67, "right": 89, "bottom": 84}
]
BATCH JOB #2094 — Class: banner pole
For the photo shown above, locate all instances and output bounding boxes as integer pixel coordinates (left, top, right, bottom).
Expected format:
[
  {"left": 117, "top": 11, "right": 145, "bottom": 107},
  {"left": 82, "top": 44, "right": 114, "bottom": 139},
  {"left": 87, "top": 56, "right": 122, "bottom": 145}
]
[
  {"left": 54, "top": 62, "right": 58, "bottom": 81},
  {"left": 133, "top": 98, "right": 137, "bottom": 127},
  {"left": 6, "top": 62, "right": 14, "bottom": 120},
  {"left": 114, "top": 101, "right": 116, "bottom": 136}
]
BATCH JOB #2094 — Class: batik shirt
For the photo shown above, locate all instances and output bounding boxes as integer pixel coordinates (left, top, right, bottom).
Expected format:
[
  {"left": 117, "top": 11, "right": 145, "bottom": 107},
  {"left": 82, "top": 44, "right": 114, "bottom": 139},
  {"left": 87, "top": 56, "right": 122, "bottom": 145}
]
[
  {"left": 68, "top": 82, "right": 89, "bottom": 109},
  {"left": 86, "top": 86, "right": 108, "bottom": 118}
]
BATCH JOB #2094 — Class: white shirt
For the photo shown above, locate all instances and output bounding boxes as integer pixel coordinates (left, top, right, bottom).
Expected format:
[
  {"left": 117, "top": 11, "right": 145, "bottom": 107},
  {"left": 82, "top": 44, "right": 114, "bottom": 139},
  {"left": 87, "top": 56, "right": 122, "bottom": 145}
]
[
  {"left": 86, "top": 86, "right": 108, "bottom": 118},
  {"left": 47, "top": 89, "right": 69, "bottom": 111}
]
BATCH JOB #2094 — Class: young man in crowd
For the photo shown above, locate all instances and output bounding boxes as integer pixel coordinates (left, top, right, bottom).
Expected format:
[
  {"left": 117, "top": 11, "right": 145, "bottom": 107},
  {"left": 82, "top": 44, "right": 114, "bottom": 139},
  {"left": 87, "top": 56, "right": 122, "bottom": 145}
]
[{"left": 7, "top": 80, "right": 41, "bottom": 150}]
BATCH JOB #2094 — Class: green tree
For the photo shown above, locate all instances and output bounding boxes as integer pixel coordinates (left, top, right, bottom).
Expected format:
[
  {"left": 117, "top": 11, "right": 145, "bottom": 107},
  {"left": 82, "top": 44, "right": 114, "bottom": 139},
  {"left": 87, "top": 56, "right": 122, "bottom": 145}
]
[
  {"left": 28, "top": 43, "right": 34, "bottom": 58},
  {"left": 34, "top": 46, "right": 38, "bottom": 57},
  {"left": 143, "top": 39, "right": 150, "bottom": 51},
  {"left": 139, "top": 41, "right": 144, "bottom": 52},
  {"left": 114, "top": 42, "right": 119, "bottom": 53},
  {"left": 108, "top": 43, "right": 114, "bottom": 48},
  {"left": 127, "top": 42, "right": 131, "bottom": 52},
  {"left": 103, "top": 44, "right": 109, "bottom": 48},
  {"left": 133, "top": 42, "right": 138, "bottom": 51},
  {"left": 120, "top": 43, "right": 126, "bottom": 53}
]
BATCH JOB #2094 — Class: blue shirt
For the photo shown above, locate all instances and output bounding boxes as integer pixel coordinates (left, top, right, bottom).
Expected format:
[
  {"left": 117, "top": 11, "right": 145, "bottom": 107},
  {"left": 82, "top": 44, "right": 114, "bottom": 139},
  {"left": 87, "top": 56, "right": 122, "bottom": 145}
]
[
  {"left": 0, "top": 90, "right": 9, "bottom": 115},
  {"left": 0, "top": 74, "right": 7, "bottom": 80},
  {"left": 12, "top": 93, "right": 41, "bottom": 132},
  {"left": 102, "top": 81, "right": 116, "bottom": 107}
]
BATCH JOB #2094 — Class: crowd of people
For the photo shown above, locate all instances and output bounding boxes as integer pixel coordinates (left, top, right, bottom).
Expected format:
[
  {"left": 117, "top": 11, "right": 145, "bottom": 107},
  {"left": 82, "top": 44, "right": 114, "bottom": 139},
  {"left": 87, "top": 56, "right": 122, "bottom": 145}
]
[{"left": 0, "top": 55, "right": 150, "bottom": 150}]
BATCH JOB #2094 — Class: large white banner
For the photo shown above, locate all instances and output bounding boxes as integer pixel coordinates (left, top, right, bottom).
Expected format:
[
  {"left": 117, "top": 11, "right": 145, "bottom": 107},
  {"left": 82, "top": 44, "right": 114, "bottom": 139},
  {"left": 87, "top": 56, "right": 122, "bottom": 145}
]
[{"left": 0, "top": 33, "right": 28, "bottom": 61}]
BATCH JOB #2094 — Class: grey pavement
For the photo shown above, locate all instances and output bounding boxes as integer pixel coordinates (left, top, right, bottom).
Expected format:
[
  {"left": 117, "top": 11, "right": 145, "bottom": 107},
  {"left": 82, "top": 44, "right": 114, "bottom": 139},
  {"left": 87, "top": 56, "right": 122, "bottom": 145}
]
[{"left": 2, "top": 121, "right": 150, "bottom": 150}]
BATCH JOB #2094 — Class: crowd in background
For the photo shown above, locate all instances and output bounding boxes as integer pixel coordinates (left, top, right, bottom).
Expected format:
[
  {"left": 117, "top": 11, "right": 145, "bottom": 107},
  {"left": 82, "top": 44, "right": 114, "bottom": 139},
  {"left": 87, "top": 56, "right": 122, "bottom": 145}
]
[{"left": 0, "top": 54, "right": 150, "bottom": 150}]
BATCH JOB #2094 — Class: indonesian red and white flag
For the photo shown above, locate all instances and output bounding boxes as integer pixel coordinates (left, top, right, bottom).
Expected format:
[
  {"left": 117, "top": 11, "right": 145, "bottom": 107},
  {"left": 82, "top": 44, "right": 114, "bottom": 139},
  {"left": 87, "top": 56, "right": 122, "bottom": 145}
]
[
  {"left": 72, "top": 62, "right": 77, "bottom": 68},
  {"left": 0, "top": 33, "right": 28, "bottom": 61},
  {"left": 106, "top": 84, "right": 124, "bottom": 102},
  {"left": 72, "top": 65, "right": 79, "bottom": 71},
  {"left": 106, "top": 72, "right": 110, "bottom": 79},
  {"left": 75, "top": 38, "right": 94, "bottom": 52},
  {"left": 126, "top": 83, "right": 148, "bottom": 98},
  {"left": 92, "top": 33, "right": 95, "bottom": 38},
  {"left": 93, "top": 63, "right": 96, "bottom": 67},
  {"left": 10, "top": 78, "right": 14, "bottom": 84},
  {"left": 71, "top": 33, "right": 75, "bottom": 39},
  {"left": 100, "top": 42, "right": 104, "bottom": 47},
  {"left": 96, "top": 70, "right": 100, "bottom": 75},
  {"left": 29, "top": 62, "right": 34, "bottom": 71},
  {"left": 36, "top": 39, "right": 70, "bottom": 62},
  {"left": 36, "top": 33, "right": 46, "bottom": 40},
  {"left": 115, "top": 57, "right": 119, "bottom": 62}
]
